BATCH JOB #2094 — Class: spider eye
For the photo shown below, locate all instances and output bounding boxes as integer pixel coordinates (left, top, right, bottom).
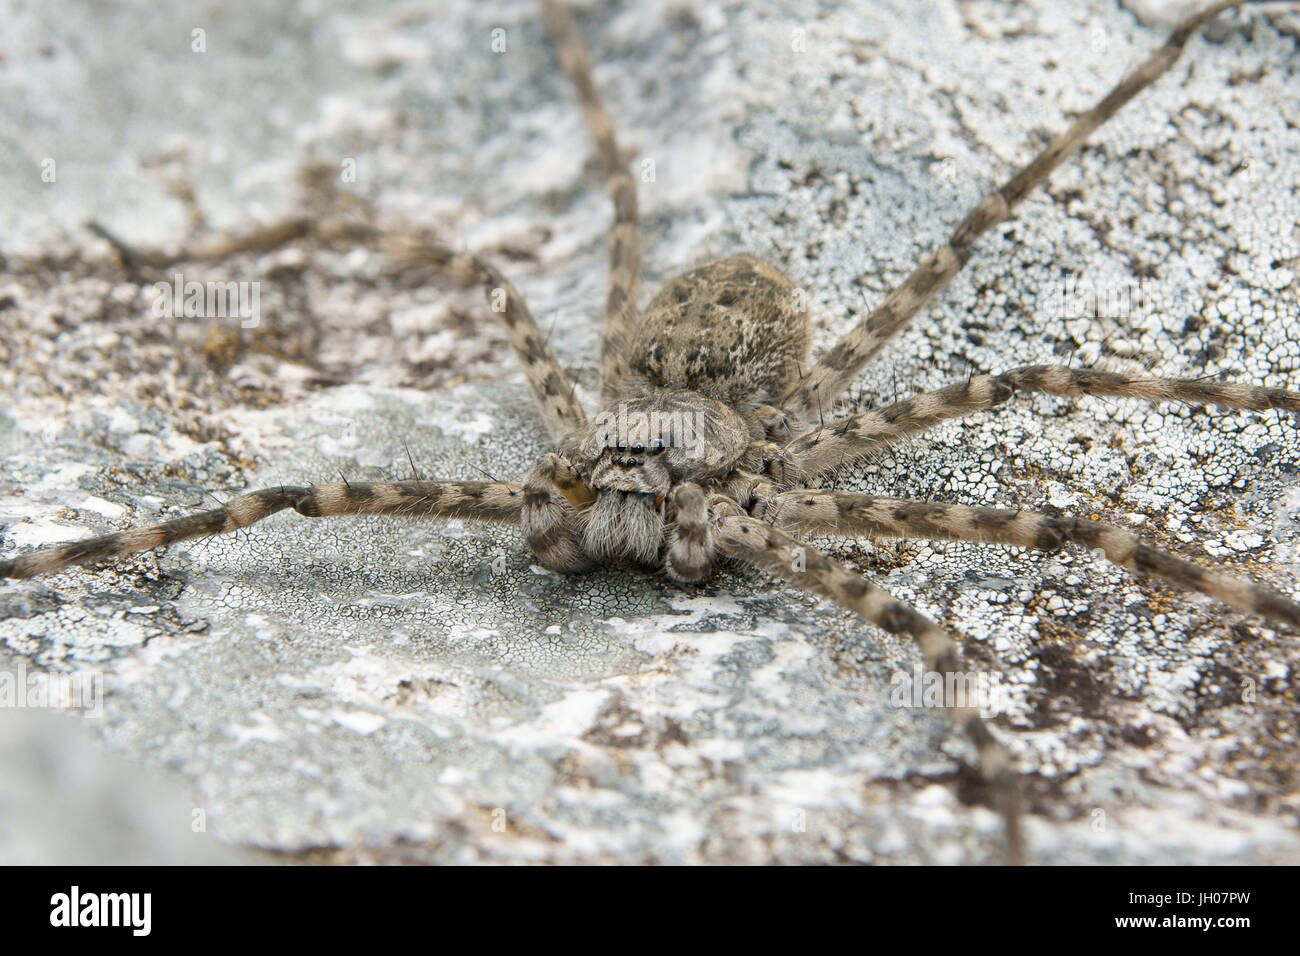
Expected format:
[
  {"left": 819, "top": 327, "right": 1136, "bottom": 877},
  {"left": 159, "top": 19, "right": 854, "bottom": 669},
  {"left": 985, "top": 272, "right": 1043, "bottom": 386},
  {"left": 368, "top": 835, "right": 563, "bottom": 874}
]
[
  {"left": 649, "top": 438, "right": 665, "bottom": 453},
  {"left": 630, "top": 442, "right": 645, "bottom": 455}
]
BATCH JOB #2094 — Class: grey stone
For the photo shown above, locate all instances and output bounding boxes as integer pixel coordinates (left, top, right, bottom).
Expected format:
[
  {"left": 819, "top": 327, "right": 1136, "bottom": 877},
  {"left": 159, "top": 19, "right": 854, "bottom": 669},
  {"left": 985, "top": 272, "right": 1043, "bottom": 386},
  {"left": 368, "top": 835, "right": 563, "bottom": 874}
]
[{"left": 0, "top": 0, "right": 1297, "bottom": 863}]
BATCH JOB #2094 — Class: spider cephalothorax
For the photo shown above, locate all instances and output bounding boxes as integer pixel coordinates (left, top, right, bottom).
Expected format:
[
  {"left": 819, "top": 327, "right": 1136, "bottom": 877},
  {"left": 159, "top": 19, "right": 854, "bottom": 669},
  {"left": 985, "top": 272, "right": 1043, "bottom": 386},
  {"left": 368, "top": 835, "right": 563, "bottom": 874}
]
[
  {"left": 555, "top": 254, "right": 809, "bottom": 571},
  {"left": 3, "top": 0, "right": 1299, "bottom": 865},
  {"left": 569, "top": 385, "right": 752, "bottom": 568},
  {"left": 559, "top": 263, "right": 802, "bottom": 570},
  {"left": 579, "top": 387, "right": 755, "bottom": 495}
]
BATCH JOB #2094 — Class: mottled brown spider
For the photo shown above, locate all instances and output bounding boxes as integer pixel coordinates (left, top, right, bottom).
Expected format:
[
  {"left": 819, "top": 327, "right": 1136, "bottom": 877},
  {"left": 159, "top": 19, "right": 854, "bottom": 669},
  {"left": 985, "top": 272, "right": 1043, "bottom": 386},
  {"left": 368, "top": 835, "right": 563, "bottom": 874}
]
[{"left": 3, "top": 0, "right": 1299, "bottom": 864}]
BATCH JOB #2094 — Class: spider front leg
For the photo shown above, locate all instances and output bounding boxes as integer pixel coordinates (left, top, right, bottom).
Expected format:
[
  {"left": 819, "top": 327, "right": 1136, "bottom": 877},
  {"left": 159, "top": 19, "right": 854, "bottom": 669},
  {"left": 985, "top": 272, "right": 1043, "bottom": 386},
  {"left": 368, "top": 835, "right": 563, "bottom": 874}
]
[
  {"left": 711, "top": 500, "right": 1024, "bottom": 865},
  {"left": 91, "top": 209, "right": 589, "bottom": 441},
  {"left": 521, "top": 452, "right": 595, "bottom": 573},
  {"left": 666, "top": 483, "right": 721, "bottom": 583},
  {"left": 778, "top": 0, "right": 1281, "bottom": 423},
  {"left": 764, "top": 491, "right": 1300, "bottom": 629},
  {"left": 541, "top": 0, "right": 641, "bottom": 404},
  {"left": 285, "top": 230, "right": 592, "bottom": 441},
  {"left": 398, "top": 245, "right": 589, "bottom": 439},
  {"left": 0, "top": 481, "right": 523, "bottom": 580},
  {"left": 777, "top": 366, "right": 1300, "bottom": 480}
]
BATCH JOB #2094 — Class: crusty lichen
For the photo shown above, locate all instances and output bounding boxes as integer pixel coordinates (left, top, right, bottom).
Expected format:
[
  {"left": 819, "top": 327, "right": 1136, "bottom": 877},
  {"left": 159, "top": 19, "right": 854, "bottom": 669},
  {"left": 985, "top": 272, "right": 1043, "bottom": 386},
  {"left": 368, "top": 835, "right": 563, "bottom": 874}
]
[{"left": 0, "top": 0, "right": 1297, "bottom": 863}]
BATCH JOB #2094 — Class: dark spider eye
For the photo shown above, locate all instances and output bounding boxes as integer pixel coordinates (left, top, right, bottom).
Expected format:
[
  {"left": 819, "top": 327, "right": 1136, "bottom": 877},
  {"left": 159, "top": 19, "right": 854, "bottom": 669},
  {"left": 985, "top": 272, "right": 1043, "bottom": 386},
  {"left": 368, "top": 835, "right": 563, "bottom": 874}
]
[
  {"left": 649, "top": 438, "right": 665, "bottom": 453},
  {"left": 630, "top": 442, "right": 645, "bottom": 455}
]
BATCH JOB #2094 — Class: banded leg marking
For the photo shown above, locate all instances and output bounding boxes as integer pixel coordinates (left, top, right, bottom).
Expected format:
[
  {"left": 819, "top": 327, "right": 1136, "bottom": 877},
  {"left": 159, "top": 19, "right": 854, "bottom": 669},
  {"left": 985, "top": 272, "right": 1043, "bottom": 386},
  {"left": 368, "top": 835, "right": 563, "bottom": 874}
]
[
  {"left": 779, "top": 1, "right": 1270, "bottom": 424},
  {"left": 779, "top": 365, "right": 1300, "bottom": 481},
  {"left": 714, "top": 503, "right": 1023, "bottom": 864},
  {"left": 1, "top": 481, "right": 522, "bottom": 580},
  {"left": 541, "top": 0, "right": 641, "bottom": 403},
  {"left": 765, "top": 490, "right": 1300, "bottom": 628}
]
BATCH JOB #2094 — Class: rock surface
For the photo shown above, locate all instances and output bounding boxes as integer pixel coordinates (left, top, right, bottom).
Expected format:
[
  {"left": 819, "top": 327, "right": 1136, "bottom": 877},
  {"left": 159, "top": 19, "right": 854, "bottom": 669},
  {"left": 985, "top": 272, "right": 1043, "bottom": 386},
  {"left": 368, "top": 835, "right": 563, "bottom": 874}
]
[{"left": 1, "top": 0, "right": 1298, "bottom": 863}]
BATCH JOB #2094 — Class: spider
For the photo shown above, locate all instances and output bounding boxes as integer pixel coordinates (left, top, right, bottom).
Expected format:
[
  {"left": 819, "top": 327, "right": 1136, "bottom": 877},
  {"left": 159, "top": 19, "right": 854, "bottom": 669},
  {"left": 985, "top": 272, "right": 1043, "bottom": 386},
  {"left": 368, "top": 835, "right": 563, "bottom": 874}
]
[{"left": 3, "top": 0, "right": 1299, "bottom": 864}]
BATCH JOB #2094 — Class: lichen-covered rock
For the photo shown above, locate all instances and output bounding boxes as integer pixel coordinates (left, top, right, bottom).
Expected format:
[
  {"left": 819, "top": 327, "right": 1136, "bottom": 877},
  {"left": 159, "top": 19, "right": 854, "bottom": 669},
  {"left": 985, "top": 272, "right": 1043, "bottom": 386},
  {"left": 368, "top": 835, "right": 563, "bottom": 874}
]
[{"left": 1, "top": 0, "right": 1297, "bottom": 863}]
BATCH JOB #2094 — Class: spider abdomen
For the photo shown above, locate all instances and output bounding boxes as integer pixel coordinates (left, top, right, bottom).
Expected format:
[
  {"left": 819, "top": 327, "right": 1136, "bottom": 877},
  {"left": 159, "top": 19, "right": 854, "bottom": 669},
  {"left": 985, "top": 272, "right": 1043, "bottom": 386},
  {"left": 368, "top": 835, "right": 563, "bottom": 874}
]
[{"left": 629, "top": 255, "right": 810, "bottom": 408}]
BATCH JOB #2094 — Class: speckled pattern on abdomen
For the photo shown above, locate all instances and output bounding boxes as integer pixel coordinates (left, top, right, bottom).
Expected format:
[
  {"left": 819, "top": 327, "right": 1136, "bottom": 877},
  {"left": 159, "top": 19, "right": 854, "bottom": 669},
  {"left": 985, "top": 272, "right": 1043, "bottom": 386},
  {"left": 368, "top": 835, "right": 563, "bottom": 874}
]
[{"left": 628, "top": 255, "right": 811, "bottom": 408}]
